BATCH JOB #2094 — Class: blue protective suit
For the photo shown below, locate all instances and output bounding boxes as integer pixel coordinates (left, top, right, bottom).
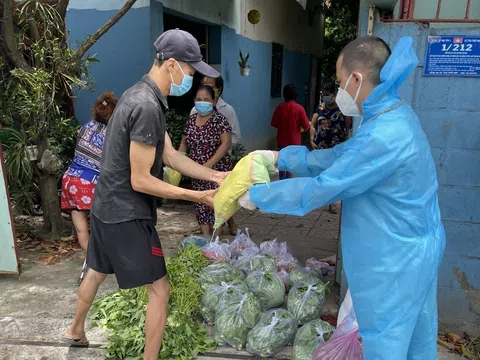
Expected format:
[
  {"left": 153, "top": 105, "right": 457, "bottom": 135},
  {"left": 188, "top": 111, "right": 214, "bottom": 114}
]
[{"left": 250, "top": 37, "right": 446, "bottom": 360}]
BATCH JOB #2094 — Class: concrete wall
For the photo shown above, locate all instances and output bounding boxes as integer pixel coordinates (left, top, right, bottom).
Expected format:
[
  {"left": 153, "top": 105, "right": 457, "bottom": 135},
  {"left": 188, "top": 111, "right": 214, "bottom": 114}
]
[
  {"left": 67, "top": 0, "right": 321, "bottom": 150},
  {"left": 359, "top": 0, "right": 480, "bottom": 335}
]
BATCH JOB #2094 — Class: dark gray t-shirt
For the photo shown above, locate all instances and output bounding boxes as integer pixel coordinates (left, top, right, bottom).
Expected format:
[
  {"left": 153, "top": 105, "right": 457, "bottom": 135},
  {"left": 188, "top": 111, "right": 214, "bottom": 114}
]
[{"left": 91, "top": 75, "right": 167, "bottom": 224}]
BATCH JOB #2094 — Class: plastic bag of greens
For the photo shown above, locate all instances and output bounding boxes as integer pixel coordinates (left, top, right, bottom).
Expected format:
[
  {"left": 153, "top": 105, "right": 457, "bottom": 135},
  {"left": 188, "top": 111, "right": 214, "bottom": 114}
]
[
  {"left": 230, "top": 229, "right": 259, "bottom": 259},
  {"left": 277, "top": 269, "right": 289, "bottom": 286},
  {"left": 246, "top": 309, "right": 298, "bottom": 357},
  {"left": 199, "top": 262, "right": 245, "bottom": 290},
  {"left": 200, "top": 280, "right": 249, "bottom": 325},
  {"left": 215, "top": 293, "right": 261, "bottom": 350},
  {"left": 231, "top": 255, "right": 277, "bottom": 274},
  {"left": 202, "top": 237, "right": 232, "bottom": 262},
  {"left": 292, "top": 319, "right": 335, "bottom": 360},
  {"left": 306, "top": 257, "right": 331, "bottom": 276},
  {"left": 287, "top": 266, "right": 322, "bottom": 290},
  {"left": 245, "top": 271, "right": 285, "bottom": 310},
  {"left": 276, "top": 251, "right": 300, "bottom": 272},
  {"left": 259, "top": 239, "right": 285, "bottom": 257},
  {"left": 180, "top": 234, "right": 209, "bottom": 249},
  {"left": 313, "top": 306, "right": 363, "bottom": 360},
  {"left": 288, "top": 279, "right": 327, "bottom": 325}
]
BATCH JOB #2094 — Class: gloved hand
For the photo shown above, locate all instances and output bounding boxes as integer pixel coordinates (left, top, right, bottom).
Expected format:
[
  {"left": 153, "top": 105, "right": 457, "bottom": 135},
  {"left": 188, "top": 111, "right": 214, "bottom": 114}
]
[
  {"left": 238, "top": 191, "right": 257, "bottom": 210},
  {"left": 251, "top": 150, "right": 279, "bottom": 166}
]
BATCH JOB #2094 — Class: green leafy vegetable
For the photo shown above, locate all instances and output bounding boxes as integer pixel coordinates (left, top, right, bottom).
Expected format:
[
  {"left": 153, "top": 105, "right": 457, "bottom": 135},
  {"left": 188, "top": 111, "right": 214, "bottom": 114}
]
[
  {"left": 200, "top": 280, "right": 249, "bottom": 325},
  {"left": 246, "top": 309, "right": 298, "bottom": 357},
  {"left": 287, "top": 266, "right": 322, "bottom": 290},
  {"left": 287, "top": 279, "right": 328, "bottom": 325},
  {"left": 245, "top": 271, "right": 285, "bottom": 310},
  {"left": 199, "top": 262, "right": 245, "bottom": 290},
  {"left": 231, "top": 255, "right": 277, "bottom": 274},
  {"left": 292, "top": 319, "right": 335, "bottom": 360},
  {"left": 214, "top": 293, "right": 261, "bottom": 350},
  {"left": 91, "top": 245, "right": 215, "bottom": 360}
]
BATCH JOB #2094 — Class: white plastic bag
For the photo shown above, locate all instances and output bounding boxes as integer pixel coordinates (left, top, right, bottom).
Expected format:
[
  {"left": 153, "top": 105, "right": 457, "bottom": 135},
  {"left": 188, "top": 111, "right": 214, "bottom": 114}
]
[
  {"left": 230, "top": 229, "right": 260, "bottom": 258},
  {"left": 202, "top": 237, "right": 232, "bottom": 262}
]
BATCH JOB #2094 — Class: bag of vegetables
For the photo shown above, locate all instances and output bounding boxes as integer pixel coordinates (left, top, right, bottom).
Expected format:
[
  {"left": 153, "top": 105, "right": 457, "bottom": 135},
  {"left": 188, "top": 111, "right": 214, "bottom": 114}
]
[
  {"left": 292, "top": 319, "right": 335, "bottom": 360},
  {"left": 202, "top": 237, "right": 232, "bottom": 262},
  {"left": 215, "top": 293, "right": 261, "bottom": 350},
  {"left": 231, "top": 255, "right": 276, "bottom": 274},
  {"left": 200, "top": 280, "right": 249, "bottom": 325},
  {"left": 287, "top": 266, "right": 322, "bottom": 290},
  {"left": 288, "top": 279, "right": 328, "bottom": 325},
  {"left": 198, "top": 262, "right": 245, "bottom": 290},
  {"left": 245, "top": 271, "right": 285, "bottom": 310},
  {"left": 246, "top": 309, "right": 298, "bottom": 357},
  {"left": 230, "top": 229, "right": 259, "bottom": 259}
]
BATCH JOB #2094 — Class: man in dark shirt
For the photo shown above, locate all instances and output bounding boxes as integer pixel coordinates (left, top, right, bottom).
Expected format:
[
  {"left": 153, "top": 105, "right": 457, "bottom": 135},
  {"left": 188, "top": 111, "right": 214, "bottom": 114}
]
[{"left": 64, "top": 29, "right": 223, "bottom": 359}]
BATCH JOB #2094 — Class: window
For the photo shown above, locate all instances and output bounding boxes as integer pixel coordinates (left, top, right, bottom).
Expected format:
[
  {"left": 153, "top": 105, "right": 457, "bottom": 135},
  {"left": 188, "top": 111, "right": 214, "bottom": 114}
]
[{"left": 271, "top": 43, "right": 284, "bottom": 98}]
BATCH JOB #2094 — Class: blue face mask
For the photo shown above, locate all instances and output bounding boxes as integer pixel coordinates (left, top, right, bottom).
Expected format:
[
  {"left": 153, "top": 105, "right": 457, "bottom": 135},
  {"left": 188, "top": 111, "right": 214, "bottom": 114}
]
[
  {"left": 195, "top": 101, "right": 214, "bottom": 116},
  {"left": 169, "top": 61, "right": 193, "bottom": 97}
]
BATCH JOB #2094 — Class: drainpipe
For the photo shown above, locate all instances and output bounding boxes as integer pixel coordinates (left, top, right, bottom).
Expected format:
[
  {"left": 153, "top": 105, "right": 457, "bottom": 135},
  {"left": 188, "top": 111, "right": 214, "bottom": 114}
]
[{"left": 367, "top": 4, "right": 376, "bottom": 36}]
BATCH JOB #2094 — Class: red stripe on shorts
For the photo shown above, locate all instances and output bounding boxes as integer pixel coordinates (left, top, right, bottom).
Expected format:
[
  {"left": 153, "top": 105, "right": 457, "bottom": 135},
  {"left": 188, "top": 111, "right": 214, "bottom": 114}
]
[{"left": 151, "top": 247, "right": 164, "bottom": 257}]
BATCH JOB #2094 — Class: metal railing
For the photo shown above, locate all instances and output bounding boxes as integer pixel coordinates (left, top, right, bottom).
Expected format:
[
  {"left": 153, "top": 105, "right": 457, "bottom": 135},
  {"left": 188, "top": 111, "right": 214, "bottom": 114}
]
[{"left": 382, "top": 0, "right": 480, "bottom": 23}]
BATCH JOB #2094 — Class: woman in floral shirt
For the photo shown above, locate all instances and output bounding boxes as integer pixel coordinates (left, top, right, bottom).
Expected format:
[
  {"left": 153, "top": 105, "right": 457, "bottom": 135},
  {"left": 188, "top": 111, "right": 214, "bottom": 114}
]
[{"left": 61, "top": 92, "right": 118, "bottom": 282}]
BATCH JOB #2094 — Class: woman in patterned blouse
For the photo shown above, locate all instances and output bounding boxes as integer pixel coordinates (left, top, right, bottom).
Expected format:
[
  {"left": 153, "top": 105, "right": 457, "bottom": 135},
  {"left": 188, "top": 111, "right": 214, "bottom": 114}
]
[
  {"left": 61, "top": 92, "right": 118, "bottom": 255},
  {"left": 179, "top": 85, "right": 233, "bottom": 236}
]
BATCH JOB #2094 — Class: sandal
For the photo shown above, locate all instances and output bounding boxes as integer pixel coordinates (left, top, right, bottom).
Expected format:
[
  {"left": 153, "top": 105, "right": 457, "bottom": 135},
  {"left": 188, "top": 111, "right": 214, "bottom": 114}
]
[{"left": 64, "top": 335, "right": 89, "bottom": 347}]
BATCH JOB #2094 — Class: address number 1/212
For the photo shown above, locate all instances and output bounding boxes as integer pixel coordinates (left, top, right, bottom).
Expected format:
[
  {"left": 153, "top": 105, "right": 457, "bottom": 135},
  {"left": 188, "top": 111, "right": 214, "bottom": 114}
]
[{"left": 441, "top": 44, "right": 473, "bottom": 52}]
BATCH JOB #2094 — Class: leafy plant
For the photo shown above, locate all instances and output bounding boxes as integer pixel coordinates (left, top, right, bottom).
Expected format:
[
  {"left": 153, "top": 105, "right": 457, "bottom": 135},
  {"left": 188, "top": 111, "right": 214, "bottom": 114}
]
[
  {"left": 91, "top": 245, "right": 216, "bottom": 360},
  {"left": 238, "top": 50, "right": 252, "bottom": 69},
  {"left": 231, "top": 143, "right": 247, "bottom": 165},
  {"left": 165, "top": 109, "right": 188, "bottom": 149}
]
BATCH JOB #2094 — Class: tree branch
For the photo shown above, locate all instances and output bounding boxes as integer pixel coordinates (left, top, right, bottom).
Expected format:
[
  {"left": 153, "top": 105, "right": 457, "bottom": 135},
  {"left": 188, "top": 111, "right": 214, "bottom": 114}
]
[
  {"left": 55, "top": 0, "right": 69, "bottom": 20},
  {"left": 73, "top": 0, "right": 137, "bottom": 61},
  {"left": 0, "top": 0, "right": 31, "bottom": 71}
]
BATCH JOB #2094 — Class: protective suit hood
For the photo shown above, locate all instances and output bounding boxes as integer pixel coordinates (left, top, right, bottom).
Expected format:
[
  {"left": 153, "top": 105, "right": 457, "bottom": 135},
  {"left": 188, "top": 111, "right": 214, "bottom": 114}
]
[{"left": 362, "top": 36, "right": 419, "bottom": 122}]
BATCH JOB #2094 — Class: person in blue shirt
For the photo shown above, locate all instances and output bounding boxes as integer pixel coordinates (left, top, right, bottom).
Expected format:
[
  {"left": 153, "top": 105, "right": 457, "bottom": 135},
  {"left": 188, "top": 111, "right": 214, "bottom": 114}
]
[{"left": 240, "top": 36, "right": 445, "bottom": 360}]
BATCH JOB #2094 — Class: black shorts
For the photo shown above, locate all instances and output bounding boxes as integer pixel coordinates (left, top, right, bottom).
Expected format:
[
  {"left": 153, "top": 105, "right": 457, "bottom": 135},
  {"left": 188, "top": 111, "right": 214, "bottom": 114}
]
[{"left": 86, "top": 214, "right": 167, "bottom": 289}]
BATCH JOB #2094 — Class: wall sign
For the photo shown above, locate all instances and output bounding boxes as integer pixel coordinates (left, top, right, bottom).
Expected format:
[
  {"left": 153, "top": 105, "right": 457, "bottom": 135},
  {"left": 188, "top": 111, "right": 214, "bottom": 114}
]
[{"left": 424, "top": 35, "right": 480, "bottom": 77}]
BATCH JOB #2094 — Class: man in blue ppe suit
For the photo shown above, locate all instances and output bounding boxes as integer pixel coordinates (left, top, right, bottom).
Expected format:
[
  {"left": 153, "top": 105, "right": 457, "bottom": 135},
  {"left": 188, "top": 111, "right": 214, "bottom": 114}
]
[{"left": 239, "top": 36, "right": 446, "bottom": 359}]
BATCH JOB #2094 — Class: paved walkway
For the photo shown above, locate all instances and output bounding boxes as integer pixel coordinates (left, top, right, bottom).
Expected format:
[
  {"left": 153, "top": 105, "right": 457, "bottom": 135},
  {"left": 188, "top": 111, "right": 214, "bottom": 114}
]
[{"left": 0, "top": 205, "right": 460, "bottom": 359}]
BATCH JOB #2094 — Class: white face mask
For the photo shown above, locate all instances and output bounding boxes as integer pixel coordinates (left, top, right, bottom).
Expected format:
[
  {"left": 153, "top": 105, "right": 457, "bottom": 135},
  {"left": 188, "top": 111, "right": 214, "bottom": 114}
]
[{"left": 336, "top": 73, "right": 363, "bottom": 117}]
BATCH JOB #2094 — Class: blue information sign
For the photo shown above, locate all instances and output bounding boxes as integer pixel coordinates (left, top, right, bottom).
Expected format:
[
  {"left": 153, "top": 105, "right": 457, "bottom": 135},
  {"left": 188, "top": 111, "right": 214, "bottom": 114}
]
[{"left": 424, "top": 35, "right": 480, "bottom": 77}]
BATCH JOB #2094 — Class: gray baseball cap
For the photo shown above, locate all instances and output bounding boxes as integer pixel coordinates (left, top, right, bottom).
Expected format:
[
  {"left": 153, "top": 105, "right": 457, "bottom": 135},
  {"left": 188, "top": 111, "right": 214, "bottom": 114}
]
[{"left": 154, "top": 29, "right": 220, "bottom": 78}]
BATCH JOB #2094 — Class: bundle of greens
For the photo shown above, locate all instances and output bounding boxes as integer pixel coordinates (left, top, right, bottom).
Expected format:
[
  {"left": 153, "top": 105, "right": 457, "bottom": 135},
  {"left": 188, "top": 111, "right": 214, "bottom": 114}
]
[
  {"left": 198, "top": 262, "right": 245, "bottom": 290},
  {"left": 245, "top": 271, "right": 285, "bottom": 310},
  {"left": 287, "top": 279, "right": 328, "bottom": 325},
  {"left": 287, "top": 266, "right": 322, "bottom": 290},
  {"left": 246, "top": 309, "right": 298, "bottom": 357},
  {"left": 291, "top": 319, "right": 335, "bottom": 360},
  {"left": 90, "top": 245, "right": 215, "bottom": 360},
  {"left": 214, "top": 293, "right": 261, "bottom": 350},
  {"left": 231, "top": 255, "right": 277, "bottom": 274},
  {"left": 200, "top": 280, "right": 249, "bottom": 325}
]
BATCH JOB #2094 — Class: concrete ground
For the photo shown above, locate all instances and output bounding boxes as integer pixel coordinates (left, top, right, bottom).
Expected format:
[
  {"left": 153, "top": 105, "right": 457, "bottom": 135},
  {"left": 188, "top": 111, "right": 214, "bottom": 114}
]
[{"left": 0, "top": 205, "right": 460, "bottom": 359}]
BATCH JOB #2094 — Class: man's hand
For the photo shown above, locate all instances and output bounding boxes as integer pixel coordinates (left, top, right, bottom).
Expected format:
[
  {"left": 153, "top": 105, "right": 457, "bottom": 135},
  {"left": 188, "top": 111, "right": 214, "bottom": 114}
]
[
  {"left": 238, "top": 191, "right": 257, "bottom": 211},
  {"left": 212, "top": 171, "right": 229, "bottom": 186},
  {"left": 199, "top": 189, "right": 218, "bottom": 208}
]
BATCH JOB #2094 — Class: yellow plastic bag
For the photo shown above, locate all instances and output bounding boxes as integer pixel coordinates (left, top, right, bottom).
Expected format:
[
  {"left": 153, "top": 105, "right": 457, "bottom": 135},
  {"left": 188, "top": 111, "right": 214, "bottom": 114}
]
[
  {"left": 213, "top": 152, "right": 277, "bottom": 229},
  {"left": 163, "top": 167, "right": 182, "bottom": 187}
]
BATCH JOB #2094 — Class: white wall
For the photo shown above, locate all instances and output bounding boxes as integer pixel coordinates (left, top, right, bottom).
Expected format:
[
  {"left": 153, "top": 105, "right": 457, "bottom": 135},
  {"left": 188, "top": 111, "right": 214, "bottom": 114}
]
[{"left": 157, "top": 0, "right": 323, "bottom": 54}]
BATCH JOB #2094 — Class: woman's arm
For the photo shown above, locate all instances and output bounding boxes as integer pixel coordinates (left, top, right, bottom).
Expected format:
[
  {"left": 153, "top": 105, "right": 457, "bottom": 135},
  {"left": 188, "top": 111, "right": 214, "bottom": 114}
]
[
  {"left": 178, "top": 135, "right": 188, "bottom": 153},
  {"left": 204, "top": 132, "right": 232, "bottom": 169},
  {"left": 310, "top": 113, "right": 319, "bottom": 149}
]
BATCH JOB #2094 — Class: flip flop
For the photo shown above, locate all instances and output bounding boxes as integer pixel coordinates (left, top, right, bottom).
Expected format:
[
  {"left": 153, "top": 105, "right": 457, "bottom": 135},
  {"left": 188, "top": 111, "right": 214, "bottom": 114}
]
[{"left": 64, "top": 335, "right": 90, "bottom": 347}]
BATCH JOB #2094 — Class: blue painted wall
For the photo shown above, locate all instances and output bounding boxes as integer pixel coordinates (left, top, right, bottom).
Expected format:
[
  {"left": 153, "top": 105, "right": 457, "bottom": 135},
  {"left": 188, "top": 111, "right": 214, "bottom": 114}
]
[
  {"left": 221, "top": 25, "right": 311, "bottom": 151},
  {"left": 67, "top": 8, "right": 312, "bottom": 150},
  {"left": 67, "top": 7, "right": 152, "bottom": 124},
  {"left": 358, "top": 4, "right": 480, "bottom": 334}
]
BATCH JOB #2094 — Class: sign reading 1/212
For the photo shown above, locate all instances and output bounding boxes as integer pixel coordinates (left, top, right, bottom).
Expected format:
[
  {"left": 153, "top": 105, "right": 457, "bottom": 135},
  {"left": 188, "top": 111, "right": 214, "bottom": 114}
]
[{"left": 424, "top": 35, "right": 480, "bottom": 77}]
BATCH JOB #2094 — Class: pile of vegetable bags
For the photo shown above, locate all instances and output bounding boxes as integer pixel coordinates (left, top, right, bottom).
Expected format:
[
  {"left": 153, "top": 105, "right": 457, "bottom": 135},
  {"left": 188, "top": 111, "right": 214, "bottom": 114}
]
[{"left": 193, "top": 229, "right": 335, "bottom": 357}]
